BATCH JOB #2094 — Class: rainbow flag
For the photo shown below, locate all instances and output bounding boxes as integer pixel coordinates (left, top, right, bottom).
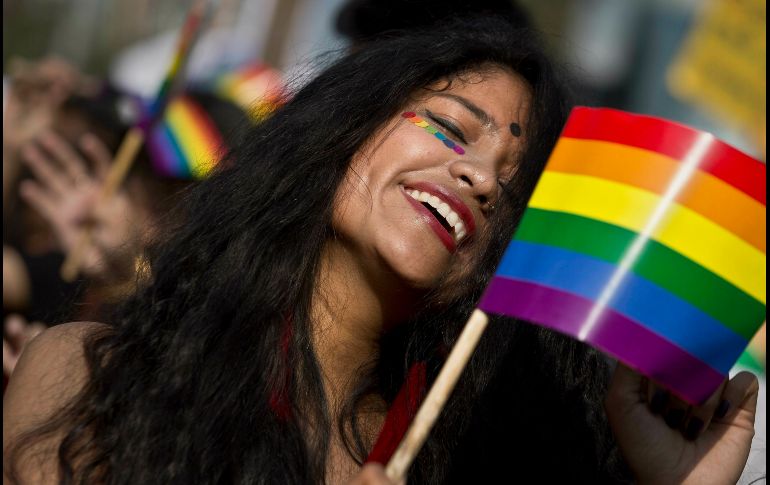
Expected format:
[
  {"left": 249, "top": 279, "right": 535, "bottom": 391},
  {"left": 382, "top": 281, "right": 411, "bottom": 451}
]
[
  {"left": 212, "top": 62, "right": 284, "bottom": 122},
  {"left": 479, "top": 107, "right": 766, "bottom": 404},
  {"left": 148, "top": 0, "right": 207, "bottom": 118},
  {"left": 145, "top": 94, "right": 225, "bottom": 179}
]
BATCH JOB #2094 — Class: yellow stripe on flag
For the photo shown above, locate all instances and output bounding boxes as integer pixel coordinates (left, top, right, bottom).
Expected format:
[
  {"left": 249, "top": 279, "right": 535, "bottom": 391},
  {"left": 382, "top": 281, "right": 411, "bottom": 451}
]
[
  {"left": 548, "top": 138, "right": 766, "bottom": 252},
  {"left": 166, "top": 100, "right": 217, "bottom": 177},
  {"left": 530, "top": 171, "right": 766, "bottom": 303}
]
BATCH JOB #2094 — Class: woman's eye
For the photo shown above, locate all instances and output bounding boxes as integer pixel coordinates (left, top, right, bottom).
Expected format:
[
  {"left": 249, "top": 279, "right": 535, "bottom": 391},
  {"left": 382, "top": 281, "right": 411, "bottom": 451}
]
[{"left": 426, "top": 111, "right": 467, "bottom": 144}]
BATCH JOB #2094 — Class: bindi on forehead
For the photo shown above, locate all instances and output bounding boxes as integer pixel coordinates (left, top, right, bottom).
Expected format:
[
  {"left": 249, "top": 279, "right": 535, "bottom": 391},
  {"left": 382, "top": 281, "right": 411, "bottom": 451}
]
[{"left": 509, "top": 122, "right": 521, "bottom": 137}]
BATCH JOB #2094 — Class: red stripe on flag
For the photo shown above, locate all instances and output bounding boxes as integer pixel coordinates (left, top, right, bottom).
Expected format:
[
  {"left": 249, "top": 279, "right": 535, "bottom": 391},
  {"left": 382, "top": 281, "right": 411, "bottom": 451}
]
[{"left": 562, "top": 107, "right": 766, "bottom": 205}]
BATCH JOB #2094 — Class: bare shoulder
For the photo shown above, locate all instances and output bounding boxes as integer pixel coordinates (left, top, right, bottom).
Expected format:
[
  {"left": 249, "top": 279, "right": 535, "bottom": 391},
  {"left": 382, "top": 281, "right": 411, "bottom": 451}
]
[
  {"left": 23, "top": 320, "right": 106, "bottom": 356},
  {"left": 3, "top": 321, "right": 107, "bottom": 442},
  {"left": 3, "top": 322, "right": 108, "bottom": 482}
]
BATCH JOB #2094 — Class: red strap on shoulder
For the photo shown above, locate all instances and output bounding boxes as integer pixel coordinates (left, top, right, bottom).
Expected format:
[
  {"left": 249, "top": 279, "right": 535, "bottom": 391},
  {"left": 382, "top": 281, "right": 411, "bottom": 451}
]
[
  {"left": 269, "top": 319, "right": 294, "bottom": 421},
  {"left": 366, "top": 361, "right": 427, "bottom": 464}
]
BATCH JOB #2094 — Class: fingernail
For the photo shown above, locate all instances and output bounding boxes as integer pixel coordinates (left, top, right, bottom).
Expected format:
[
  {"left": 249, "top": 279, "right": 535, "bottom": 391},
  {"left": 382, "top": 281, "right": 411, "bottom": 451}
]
[
  {"left": 684, "top": 417, "right": 704, "bottom": 440},
  {"left": 650, "top": 389, "right": 669, "bottom": 414},
  {"left": 715, "top": 399, "right": 731, "bottom": 419},
  {"left": 664, "top": 409, "right": 685, "bottom": 429}
]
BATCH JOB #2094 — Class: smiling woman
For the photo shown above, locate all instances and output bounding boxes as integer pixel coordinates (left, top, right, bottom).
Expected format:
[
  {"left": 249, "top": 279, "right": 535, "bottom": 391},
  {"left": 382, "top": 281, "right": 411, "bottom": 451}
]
[
  {"left": 2, "top": 15, "right": 758, "bottom": 485},
  {"left": 334, "top": 67, "right": 530, "bottom": 288}
]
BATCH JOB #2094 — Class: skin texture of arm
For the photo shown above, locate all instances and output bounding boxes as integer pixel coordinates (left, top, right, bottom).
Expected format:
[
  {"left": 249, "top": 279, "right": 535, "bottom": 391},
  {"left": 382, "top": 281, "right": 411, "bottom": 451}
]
[{"left": 3, "top": 322, "right": 101, "bottom": 484}]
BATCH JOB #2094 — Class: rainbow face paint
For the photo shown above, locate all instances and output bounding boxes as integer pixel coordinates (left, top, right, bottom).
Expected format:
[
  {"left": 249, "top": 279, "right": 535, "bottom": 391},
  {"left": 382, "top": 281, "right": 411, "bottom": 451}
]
[{"left": 402, "top": 112, "right": 465, "bottom": 155}]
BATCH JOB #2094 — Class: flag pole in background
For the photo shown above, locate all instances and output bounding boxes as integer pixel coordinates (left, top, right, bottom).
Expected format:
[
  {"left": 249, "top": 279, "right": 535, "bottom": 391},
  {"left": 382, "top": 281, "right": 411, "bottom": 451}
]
[
  {"left": 384, "top": 107, "right": 766, "bottom": 482},
  {"left": 60, "top": 0, "right": 212, "bottom": 282}
]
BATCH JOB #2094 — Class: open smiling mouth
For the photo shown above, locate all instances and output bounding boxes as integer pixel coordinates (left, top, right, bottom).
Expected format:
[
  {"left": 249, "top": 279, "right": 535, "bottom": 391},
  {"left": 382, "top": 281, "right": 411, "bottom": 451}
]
[{"left": 405, "top": 189, "right": 468, "bottom": 243}]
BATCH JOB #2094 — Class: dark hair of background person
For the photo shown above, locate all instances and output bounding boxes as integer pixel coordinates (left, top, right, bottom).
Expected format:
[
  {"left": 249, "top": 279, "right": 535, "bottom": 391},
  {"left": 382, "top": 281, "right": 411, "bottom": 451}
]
[
  {"left": 335, "top": 0, "right": 533, "bottom": 46},
  {"left": 6, "top": 17, "right": 632, "bottom": 484}
]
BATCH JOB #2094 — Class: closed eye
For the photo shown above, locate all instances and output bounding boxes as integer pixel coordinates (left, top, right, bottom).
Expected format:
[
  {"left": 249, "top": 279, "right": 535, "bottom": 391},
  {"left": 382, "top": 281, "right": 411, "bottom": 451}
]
[{"left": 426, "top": 110, "right": 467, "bottom": 144}]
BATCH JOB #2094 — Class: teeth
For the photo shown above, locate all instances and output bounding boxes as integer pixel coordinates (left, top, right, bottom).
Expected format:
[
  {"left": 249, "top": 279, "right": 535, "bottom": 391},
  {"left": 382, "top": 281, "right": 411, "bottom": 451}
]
[
  {"left": 455, "top": 222, "right": 466, "bottom": 240},
  {"left": 405, "top": 188, "right": 469, "bottom": 243}
]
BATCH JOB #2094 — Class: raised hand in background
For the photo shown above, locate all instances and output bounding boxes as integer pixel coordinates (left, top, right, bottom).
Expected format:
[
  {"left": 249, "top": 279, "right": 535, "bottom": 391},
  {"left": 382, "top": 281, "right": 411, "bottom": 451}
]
[
  {"left": 3, "top": 57, "right": 98, "bottom": 154},
  {"left": 3, "top": 314, "right": 45, "bottom": 377},
  {"left": 19, "top": 131, "right": 142, "bottom": 282},
  {"left": 3, "top": 58, "right": 99, "bottom": 210}
]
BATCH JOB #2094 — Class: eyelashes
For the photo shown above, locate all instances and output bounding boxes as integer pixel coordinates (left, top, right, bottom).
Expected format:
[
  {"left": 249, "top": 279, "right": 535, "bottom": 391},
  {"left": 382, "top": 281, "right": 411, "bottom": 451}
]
[
  {"left": 425, "top": 110, "right": 467, "bottom": 144},
  {"left": 402, "top": 112, "right": 465, "bottom": 155}
]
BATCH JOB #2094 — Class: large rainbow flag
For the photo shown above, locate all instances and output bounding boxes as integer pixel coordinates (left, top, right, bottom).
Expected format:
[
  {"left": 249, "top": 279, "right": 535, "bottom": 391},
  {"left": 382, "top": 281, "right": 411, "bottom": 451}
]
[{"left": 479, "top": 107, "right": 766, "bottom": 404}]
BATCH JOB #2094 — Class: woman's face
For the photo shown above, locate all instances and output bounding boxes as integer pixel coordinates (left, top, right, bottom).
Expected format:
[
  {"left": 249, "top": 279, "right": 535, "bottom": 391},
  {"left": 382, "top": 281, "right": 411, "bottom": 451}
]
[{"left": 333, "top": 66, "right": 532, "bottom": 292}]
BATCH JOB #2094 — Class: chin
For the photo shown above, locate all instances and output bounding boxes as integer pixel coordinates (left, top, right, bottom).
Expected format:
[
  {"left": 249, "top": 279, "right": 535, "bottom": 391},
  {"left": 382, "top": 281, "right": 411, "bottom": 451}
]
[{"left": 381, "top": 247, "right": 452, "bottom": 291}]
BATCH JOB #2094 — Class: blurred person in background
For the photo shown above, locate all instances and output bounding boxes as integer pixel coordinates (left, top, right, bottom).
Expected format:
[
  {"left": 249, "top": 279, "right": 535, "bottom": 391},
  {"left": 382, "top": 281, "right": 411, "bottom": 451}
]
[{"left": 3, "top": 78, "right": 253, "bottom": 380}]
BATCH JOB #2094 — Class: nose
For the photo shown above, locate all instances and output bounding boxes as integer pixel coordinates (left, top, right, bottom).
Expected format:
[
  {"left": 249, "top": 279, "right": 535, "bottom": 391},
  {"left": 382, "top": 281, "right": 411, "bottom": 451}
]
[{"left": 448, "top": 158, "right": 498, "bottom": 210}]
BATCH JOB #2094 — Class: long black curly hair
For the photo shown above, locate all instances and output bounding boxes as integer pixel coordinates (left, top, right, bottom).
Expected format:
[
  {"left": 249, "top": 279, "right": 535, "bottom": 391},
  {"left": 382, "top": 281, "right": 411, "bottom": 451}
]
[{"left": 7, "top": 16, "right": 631, "bottom": 484}]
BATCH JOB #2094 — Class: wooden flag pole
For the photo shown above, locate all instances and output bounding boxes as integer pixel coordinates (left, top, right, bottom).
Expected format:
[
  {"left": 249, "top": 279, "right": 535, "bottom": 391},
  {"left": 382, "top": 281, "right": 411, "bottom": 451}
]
[
  {"left": 59, "top": 0, "right": 210, "bottom": 282},
  {"left": 385, "top": 309, "right": 490, "bottom": 482},
  {"left": 60, "top": 127, "right": 145, "bottom": 281}
]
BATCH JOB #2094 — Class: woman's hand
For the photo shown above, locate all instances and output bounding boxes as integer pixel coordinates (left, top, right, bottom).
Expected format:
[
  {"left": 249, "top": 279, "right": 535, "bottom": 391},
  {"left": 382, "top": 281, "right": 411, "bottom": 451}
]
[
  {"left": 346, "top": 463, "right": 404, "bottom": 485},
  {"left": 18, "top": 131, "right": 140, "bottom": 281},
  {"left": 605, "top": 363, "right": 758, "bottom": 485},
  {"left": 3, "top": 314, "right": 46, "bottom": 377}
]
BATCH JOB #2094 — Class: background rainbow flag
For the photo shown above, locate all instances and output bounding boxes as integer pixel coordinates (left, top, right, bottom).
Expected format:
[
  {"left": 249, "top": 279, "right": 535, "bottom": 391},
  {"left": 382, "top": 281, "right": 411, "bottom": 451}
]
[
  {"left": 211, "top": 62, "right": 284, "bottom": 122},
  {"left": 142, "top": 63, "right": 284, "bottom": 180},
  {"left": 479, "top": 107, "right": 766, "bottom": 404},
  {"left": 145, "top": 94, "right": 225, "bottom": 179}
]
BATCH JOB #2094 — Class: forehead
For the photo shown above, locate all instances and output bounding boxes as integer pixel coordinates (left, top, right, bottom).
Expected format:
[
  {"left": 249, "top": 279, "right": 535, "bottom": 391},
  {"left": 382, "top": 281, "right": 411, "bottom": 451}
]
[{"left": 418, "top": 67, "right": 532, "bottom": 125}]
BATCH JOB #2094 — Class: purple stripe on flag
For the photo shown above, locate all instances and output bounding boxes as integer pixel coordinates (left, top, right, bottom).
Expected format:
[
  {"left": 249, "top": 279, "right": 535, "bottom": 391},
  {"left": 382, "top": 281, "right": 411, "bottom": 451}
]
[
  {"left": 146, "top": 125, "right": 180, "bottom": 177},
  {"left": 479, "top": 277, "right": 725, "bottom": 404}
]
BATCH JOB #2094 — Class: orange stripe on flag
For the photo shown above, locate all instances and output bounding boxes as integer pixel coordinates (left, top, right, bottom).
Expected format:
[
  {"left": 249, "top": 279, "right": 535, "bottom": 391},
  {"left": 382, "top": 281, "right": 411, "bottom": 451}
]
[{"left": 547, "top": 138, "right": 766, "bottom": 252}]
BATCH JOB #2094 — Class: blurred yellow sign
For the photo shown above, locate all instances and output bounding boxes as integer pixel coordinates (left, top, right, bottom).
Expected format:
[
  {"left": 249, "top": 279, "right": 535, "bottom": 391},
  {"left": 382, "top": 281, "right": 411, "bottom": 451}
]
[{"left": 667, "top": 0, "right": 766, "bottom": 155}]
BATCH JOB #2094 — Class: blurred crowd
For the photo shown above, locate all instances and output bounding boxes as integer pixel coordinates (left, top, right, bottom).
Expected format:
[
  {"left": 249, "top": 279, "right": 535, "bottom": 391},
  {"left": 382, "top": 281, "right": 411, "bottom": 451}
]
[{"left": 1, "top": 55, "right": 261, "bottom": 379}]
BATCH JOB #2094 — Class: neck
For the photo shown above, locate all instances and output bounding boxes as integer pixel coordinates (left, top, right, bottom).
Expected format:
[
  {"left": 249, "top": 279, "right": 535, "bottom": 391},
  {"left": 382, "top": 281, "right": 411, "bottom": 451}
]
[
  {"left": 310, "top": 241, "right": 424, "bottom": 482},
  {"left": 311, "top": 241, "right": 420, "bottom": 408}
]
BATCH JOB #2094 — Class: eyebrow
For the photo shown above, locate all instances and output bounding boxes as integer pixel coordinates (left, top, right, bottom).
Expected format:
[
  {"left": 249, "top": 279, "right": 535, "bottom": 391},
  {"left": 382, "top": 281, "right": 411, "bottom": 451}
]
[{"left": 435, "top": 93, "right": 499, "bottom": 132}]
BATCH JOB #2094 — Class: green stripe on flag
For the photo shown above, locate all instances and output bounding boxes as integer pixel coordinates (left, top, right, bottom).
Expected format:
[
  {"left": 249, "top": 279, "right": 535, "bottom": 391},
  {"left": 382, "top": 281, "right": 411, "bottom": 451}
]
[
  {"left": 515, "top": 208, "right": 764, "bottom": 340},
  {"left": 735, "top": 350, "right": 765, "bottom": 374}
]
